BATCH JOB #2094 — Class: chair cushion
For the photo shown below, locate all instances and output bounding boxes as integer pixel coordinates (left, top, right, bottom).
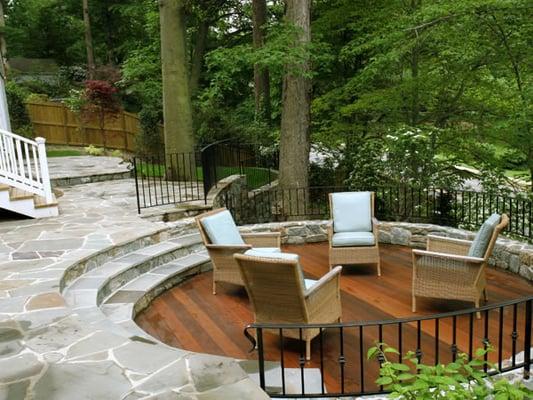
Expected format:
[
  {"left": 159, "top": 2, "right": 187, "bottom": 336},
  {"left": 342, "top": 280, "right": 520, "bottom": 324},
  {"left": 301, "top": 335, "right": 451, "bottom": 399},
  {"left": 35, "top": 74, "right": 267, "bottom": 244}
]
[
  {"left": 252, "top": 247, "right": 281, "bottom": 253},
  {"left": 332, "top": 232, "right": 375, "bottom": 247},
  {"left": 201, "top": 210, "right": 245, "bottom": 245},
  {"left": 332, "top": 192, "right": 372, "bottom": 233},
  {"left": 244, "top": 250, "right": 298, "bottom": 260},
  {"left": 304, "top": 279, "right": 317, "bottom": 290},
  {"left": 467, "top": 213, "right": 501, "bottom": 258}
]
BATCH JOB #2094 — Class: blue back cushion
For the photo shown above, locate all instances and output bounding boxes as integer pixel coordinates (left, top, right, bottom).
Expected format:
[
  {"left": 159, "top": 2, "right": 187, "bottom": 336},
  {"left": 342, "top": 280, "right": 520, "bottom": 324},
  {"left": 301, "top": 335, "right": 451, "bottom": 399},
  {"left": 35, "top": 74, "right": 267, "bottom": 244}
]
[
  {"left": 201, "top": 210, "right": 245, "bottom": 245},
  {"left": 332, "top": 192, "right": 372, "bottom": 233},
  {"left": 467, "top": 213, "right": 501, "bottom": 258}
]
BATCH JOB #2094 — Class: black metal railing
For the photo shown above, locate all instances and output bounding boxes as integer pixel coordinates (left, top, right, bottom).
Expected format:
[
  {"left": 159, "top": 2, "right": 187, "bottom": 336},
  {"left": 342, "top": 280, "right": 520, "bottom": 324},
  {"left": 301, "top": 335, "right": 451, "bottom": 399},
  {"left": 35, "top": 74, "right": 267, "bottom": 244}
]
[
  {"left": 244, "top": 297, "right": 532, "bottom": 398},
  {"left": 133, "top": 141, "right": 278, "bottom": 212},
  {"left": 222, "top": 185, "right": 533, "bottom": 242},
  {"left": 133, "top": 152, "right": 204, "bottom": 211}
]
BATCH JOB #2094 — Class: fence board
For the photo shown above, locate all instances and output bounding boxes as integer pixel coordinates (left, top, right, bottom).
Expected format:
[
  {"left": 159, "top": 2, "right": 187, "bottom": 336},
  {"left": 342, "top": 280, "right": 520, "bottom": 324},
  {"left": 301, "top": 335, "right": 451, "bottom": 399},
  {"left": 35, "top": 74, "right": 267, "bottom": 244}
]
[{"left": 25, "top": 100, "right": 154, "bottom": 152}]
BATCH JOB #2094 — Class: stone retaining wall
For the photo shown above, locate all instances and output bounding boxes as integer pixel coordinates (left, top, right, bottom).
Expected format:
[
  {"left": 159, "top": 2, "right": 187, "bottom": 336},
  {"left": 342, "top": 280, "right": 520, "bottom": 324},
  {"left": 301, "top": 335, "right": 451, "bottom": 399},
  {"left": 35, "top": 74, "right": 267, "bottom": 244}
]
[{"left": 239, "top": 220, "right": 533, "bottom": 282}]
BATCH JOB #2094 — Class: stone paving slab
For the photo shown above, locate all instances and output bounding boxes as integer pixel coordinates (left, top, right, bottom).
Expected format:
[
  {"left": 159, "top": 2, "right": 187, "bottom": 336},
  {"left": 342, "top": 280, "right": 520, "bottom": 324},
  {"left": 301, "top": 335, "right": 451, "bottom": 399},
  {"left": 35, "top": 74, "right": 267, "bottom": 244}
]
[{"left": 0, "top": 179, "right": 268, "bottom": 399}]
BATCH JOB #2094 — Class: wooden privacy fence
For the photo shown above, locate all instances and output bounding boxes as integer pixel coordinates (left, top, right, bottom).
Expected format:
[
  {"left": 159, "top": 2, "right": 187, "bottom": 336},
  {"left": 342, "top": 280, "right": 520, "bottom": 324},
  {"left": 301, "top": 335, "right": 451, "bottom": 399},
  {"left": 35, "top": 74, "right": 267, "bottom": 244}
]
[{"left": 26, "top": 100, "right": 142, "bottom": 152}]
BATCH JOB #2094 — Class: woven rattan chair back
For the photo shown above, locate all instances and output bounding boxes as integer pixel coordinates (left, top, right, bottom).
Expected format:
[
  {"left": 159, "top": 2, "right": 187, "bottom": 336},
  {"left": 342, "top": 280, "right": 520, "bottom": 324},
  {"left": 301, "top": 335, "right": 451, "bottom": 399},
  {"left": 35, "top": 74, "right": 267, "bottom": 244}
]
[{"left": 235, "top": 253, "right": 308, "bottom": 324}]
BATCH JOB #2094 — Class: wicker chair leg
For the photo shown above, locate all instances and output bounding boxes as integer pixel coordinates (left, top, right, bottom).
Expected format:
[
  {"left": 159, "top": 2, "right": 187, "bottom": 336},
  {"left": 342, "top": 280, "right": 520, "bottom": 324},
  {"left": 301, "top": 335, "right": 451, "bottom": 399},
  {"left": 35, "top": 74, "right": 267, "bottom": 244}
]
[
  {"left": 212, "top": 280, "right": 217, "bottom": 295},
  {"left": 412, "top": 295, "right": 417, "bottom": 312},
  {"left": 306, "top": 339, "right": 311, "bottom": 361},
  {"left": 377, "top": 259, "right": 381, "bottom": 276},
  {"left": 483, "top": 289, "right": 488, "bottom": 302}
]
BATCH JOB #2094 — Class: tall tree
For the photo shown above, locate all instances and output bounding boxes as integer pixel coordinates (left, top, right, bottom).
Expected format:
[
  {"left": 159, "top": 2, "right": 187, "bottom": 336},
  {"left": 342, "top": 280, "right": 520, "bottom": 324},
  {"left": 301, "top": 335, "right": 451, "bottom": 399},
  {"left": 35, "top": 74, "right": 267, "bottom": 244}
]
[
  {"left": 158, "top": 0, "right": 195, "bottom": 165},
  {"left": 279, "top": 0, "right": 311, "bottom": 189},
  {"left": 0, "top": 0, "right": 8, "bottom": 76},
  {"left": 82, "top": 0, "right": 96, "bottom": 78},
  {"left": 252, "top": 0, "right": 271, "bottom": 121}
]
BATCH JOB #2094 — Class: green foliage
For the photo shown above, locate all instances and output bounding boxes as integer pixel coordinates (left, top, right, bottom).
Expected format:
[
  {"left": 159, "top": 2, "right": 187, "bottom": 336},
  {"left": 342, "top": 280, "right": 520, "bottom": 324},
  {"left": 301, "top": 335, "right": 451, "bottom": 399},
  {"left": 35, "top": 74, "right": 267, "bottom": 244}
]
[
  {"left": 368, "top": 343, "right": 533, "bottom": 399},
  {"left": 5, "top": 81, "right": 32, "bottom": 137},
  {"left": 84, "top": 145, "right": 104, "bottom": 156},
  {"left": 136, "top": 106, "right": 163, "bottom": 157}
]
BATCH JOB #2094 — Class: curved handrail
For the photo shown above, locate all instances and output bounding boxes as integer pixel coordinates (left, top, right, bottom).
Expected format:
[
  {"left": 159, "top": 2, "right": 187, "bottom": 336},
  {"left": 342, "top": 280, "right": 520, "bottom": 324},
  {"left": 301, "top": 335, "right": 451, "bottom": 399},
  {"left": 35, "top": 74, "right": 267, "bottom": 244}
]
[
  {"left": 0, "top": 127, "right": 40, "bottom": 145},
  {"left": 245, "top": 295, "right": 533, "bottom": 333}
]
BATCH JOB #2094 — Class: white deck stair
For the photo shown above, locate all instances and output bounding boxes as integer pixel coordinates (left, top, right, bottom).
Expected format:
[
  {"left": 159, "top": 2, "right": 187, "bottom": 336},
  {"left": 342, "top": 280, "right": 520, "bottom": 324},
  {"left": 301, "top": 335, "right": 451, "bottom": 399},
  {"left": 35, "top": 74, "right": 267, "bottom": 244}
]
[{"left": 0, "top": 130, "right": 58, "bottom": 218}]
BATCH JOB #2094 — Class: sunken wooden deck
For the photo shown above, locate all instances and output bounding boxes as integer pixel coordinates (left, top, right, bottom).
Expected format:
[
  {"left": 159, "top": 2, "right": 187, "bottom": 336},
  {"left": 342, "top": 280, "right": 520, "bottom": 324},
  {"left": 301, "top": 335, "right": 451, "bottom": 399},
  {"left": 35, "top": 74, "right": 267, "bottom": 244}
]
[{"left": 136, "top": 243, "right": 533, "bottom": 394}]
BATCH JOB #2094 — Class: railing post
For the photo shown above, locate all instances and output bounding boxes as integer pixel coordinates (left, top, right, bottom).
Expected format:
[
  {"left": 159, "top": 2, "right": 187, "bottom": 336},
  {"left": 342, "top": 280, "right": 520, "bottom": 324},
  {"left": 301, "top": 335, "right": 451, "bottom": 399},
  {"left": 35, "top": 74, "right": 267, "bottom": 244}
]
[
  {"left": 256, "top": 327, "right": 266, "bottom": 391},
  {"left": 524, "top": 299, "right": 531, "bottom": 379},
  {"left": 35, "top": 137, "right": 53, "bottom": 203}
]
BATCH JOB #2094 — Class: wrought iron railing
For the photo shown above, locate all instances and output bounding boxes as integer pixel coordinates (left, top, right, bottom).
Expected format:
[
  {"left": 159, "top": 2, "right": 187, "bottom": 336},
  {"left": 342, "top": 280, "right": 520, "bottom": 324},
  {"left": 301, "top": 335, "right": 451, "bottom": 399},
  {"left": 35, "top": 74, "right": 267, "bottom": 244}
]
[
  {"left": 133, "top": 141, "right": 278, "bottom": 212},
  {"left": 244, "top": 296, "right": 532, "bottom": 398},
  {"left": 222, "top": 185, "right": 533, "bottom": 242}
]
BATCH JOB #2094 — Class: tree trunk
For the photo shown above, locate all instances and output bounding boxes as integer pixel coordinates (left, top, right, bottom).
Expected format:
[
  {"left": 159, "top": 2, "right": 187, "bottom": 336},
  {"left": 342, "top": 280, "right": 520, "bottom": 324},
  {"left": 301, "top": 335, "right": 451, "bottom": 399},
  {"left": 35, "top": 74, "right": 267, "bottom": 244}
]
[
  {"left": 82, "top": 0, "right": 96, "bottom": 79},
  {"left": 189, "top": 18, "right": 209, "bottom": 95},
  {"left": 252, "top": 0, "right": 271, "bottom": 122},
  {"left": 278, "top": 0, "right": 311, "bottom": 217},
  {"left": 0, "top": 1, "right": 9, "bottom": 77},
  {"left": 159, "top": 0, "right": 195, "bottom": 179}
]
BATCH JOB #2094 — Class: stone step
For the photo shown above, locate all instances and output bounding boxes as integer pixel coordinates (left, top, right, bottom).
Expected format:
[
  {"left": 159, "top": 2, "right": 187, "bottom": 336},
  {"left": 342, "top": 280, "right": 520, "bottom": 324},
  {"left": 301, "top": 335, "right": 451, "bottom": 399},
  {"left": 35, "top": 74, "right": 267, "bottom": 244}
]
[
  {"left": 64, "top": 233, "right": 205, "bottom": 309},
  {"left": 240, "top": 360, "right": 327, "bottom": 398},
  {"left": 100, "top": 251, "right": 211, "bottom": 334}
]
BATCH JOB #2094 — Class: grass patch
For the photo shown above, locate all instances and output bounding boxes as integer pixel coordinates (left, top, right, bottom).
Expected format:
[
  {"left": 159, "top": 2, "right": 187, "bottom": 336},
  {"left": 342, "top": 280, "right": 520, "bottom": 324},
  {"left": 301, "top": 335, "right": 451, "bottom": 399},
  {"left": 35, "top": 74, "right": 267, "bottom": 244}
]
[
  {"left": 137, "top": 163, "right": 277, "bottom": 189},
  {"left": 46, "top": 149, "right": 83, "bottom": 157}
]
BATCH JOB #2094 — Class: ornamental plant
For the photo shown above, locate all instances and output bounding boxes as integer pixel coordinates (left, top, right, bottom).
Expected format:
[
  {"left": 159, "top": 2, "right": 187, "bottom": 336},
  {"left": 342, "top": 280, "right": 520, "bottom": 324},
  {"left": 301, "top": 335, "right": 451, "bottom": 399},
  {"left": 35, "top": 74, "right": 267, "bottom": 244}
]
[{"left": 367, "top": 342, "right": 532, "bottom": 399}]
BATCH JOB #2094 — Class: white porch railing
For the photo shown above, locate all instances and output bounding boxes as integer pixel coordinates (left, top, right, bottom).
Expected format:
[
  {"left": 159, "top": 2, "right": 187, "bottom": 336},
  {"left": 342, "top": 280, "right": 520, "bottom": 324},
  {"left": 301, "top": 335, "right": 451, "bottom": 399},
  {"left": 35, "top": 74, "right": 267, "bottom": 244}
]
[{"left": 0, "top": 128, "right": 53, "bottom": 203}]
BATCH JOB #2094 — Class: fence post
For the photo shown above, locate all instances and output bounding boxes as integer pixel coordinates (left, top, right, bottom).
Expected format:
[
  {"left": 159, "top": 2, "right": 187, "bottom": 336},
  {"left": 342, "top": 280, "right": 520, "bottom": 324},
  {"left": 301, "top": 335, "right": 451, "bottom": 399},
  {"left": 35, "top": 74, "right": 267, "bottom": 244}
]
[
  {"left": 35, "top": 137, "right": 53, "bottom": 203},
  {"left": 256, "top": 327, "right": 266, "bottom": 390},
  {"left": 201, "top": 148, "right": 211, "bottom": 204},
  {"left": 524, "top": 299, "right": 531, "bottom": 379},
  {"left": 133, "top": 157, "right": 141, "bottom": 214}
]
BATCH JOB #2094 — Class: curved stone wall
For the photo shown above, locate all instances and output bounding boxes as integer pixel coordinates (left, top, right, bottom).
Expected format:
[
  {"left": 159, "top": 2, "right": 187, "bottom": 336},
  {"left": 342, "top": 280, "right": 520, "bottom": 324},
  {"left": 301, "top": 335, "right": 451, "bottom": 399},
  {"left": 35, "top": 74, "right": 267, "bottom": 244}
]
[{"left": 239, "top": 220, "right": 533, "bottom": 282}]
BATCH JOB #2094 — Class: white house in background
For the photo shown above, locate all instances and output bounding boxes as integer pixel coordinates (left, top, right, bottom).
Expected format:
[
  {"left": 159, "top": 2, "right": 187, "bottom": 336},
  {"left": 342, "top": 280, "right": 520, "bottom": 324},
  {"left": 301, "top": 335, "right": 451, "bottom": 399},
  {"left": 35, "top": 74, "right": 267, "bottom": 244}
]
[{"left": 0, "top": 74, "right": 58, "bottom": 218}]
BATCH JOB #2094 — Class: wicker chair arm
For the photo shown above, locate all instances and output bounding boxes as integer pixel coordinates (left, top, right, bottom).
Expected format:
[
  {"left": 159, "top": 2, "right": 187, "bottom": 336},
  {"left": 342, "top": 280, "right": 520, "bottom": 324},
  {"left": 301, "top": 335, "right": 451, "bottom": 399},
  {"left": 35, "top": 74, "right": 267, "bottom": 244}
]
[
  {"left": 426, "top": 235, "right": 472, "bottom": 255},
  {"left": 305, "top": 266, "right": 342, "bottom": 298},
  {"left": 241, "top": 232, "right": 281, "bottom": 248},
  {"left": 305, "top": 266, "right": 342, "bottom": 321},
  {"left": 413, "top": 249, "right": 484, "bottom": 264},
  {"left": 205, "top": 243, "right": 252, "bottom": 252}
]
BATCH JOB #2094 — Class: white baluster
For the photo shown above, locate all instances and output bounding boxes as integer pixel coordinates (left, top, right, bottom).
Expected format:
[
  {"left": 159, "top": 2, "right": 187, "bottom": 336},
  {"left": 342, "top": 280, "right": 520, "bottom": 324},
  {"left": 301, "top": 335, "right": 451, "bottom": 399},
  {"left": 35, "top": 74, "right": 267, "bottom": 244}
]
[{"left": 36, "top": 137, "right": 53, "bottom": 203}]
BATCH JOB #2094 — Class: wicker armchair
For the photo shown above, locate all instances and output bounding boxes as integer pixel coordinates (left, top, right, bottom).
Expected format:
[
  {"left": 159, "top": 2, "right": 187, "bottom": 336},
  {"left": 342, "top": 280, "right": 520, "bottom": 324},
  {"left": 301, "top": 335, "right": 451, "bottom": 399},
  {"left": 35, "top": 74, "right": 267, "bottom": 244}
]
[
  {"left": 412, "top": 214, "right": 509, "bottom": 314},
  {"left": 328, "top": 192, "right": 381, "bottom": 275},
  {"left": 234, "top": 251, "right": 342, "bottom": 360},
  {"left": 196, "top": 208, "right": 281, "bottom": 294}
]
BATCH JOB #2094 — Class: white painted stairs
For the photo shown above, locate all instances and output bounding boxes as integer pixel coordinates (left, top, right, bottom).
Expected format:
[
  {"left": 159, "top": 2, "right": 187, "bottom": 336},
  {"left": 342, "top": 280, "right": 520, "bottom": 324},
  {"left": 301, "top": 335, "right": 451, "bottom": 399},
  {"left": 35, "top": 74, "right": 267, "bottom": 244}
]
[{"left": 0, "top": 183, "right": 58, "bottom": 218}]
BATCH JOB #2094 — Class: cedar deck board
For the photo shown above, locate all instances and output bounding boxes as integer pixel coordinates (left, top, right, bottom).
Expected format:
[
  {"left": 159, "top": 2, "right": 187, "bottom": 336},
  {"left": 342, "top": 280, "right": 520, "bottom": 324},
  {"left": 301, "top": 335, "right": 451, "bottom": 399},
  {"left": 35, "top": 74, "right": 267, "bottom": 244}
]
[{"left": 136, "top": 243, "right": 532, "bottom": 394}]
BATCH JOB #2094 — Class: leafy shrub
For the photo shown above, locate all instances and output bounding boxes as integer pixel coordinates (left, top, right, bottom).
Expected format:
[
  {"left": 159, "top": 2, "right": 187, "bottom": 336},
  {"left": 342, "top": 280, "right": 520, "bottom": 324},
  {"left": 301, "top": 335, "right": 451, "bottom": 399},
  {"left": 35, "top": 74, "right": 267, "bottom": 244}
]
[
  {"left": 63, "top": 89, "right": 86, "bottom": 113},
  {"left": 136, "top": 105, "right": 163, "bottom": 157},
  {"left": 110, "top": 149, "right": 122, "bottom": 158},
  {"left": 84, "top": 145, "right": 104, "bottom": 156},
  {"left": 367, "top": 343, "right": 532, "bottom": 399},
  {"left": 5, "top": 81, "right": 32, "bottom": 137},
  {"left": 84, "top": 80, "right": 120, "bottom": 112}
]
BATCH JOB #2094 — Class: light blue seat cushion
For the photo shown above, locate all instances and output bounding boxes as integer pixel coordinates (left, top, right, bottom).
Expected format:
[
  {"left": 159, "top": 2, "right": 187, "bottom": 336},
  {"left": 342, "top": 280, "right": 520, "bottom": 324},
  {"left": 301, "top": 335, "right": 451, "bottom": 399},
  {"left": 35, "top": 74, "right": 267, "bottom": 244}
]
[
  {"left": 244, "top": 250, "right": 298, "bottom": 260},
  {"left": 467, "top": 213, "right": 501, "bottom": 258},
  {"left": 242, "top": 250, "right": 307, "bottom": 286},
  {"left": 201, "top": 210, "right": 245, "bottom": 245},
  {"left": 304, "top": 279, "right": 317, "bottom": 290},
  {"left": 332, "top": 192, "right": 372, "bottom": 233},
  {"left": 331, "top": 232, "right": 375, "bottom": 247},
  {"left": 252, "top": 247, "right": 281, "bottom": 253}
]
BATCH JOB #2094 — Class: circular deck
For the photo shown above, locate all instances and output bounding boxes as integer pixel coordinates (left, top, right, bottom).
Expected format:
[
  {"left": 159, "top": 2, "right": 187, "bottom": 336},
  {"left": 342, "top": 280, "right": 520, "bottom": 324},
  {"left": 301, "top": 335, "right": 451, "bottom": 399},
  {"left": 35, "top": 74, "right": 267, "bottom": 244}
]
[{"left": 136, "top": 242, "right": 533, "bottom": 393}]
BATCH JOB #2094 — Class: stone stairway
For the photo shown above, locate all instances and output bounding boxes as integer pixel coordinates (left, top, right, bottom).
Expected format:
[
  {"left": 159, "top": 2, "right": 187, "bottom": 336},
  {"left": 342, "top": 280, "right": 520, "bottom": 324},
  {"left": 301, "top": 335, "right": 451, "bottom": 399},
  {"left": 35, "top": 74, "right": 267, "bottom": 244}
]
[
  {"left": 63, "top": 232, "right": 211, "bottom": 338},
  {"left": 0, "top": 183, "right": 58, "bottom": 218}
]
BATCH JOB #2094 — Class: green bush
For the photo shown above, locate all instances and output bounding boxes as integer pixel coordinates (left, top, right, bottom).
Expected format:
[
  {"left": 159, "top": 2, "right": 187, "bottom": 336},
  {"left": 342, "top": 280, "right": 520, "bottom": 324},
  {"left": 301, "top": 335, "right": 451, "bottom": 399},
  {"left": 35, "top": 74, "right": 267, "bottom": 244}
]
[
  {"left": 136, "top": 105, "right": 163, "bottom": 157},
  {"left": 84, "top": 145, "right": 104, "bottom": 156},
  {"left": 5, "top": 81, "right": 32, "bottom": 137},
  {"left": 368, "top": 343, "right": 532, "bottom": 399}
]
